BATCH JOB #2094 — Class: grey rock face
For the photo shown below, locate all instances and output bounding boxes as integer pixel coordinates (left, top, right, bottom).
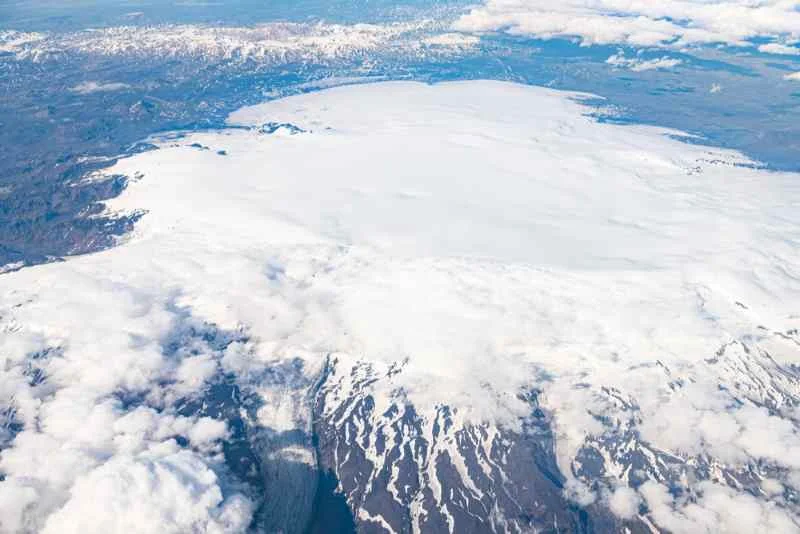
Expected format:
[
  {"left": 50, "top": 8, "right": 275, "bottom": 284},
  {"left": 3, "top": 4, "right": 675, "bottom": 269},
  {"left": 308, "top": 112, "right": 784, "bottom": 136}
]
[{"left": 310, "top": 356, "right": 645, "bottom": 533}]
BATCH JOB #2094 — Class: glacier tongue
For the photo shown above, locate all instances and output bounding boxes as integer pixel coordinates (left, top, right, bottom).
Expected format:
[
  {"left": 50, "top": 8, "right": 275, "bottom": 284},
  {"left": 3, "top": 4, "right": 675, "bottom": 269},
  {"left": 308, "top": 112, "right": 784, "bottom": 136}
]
[{"left": 2, "top": 81, "right": 800, "bottom": 533}]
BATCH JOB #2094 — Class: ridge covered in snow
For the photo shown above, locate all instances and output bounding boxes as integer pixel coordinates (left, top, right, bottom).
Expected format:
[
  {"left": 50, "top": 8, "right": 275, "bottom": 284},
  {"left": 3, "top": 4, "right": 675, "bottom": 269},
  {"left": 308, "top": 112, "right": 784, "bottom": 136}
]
[
  {"left": 0, "top": 21, "right": 478, "bottom": 63},
  {"left": 1, "top": 81, "right": 800, "bottom": 533}
]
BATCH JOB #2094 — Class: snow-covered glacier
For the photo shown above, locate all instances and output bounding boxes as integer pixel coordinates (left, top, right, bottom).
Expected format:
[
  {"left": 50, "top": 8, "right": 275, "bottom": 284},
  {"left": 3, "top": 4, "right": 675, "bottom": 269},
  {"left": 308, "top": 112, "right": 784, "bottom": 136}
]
[{"left": 2, "top": 80, "right": 800, "bottom": 533}]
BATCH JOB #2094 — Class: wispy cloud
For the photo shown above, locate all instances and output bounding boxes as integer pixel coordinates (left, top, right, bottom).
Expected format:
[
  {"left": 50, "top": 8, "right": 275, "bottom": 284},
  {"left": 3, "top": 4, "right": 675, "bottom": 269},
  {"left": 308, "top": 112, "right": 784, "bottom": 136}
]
[
  {"left": 606, "top": 53, "right": 682, "bottom": 71},
  {"left": 759, "top": 42, "right": 800, "bottom": 56},
  {"left": 69, "top": 81, "right": 131, "bottom": 94}
]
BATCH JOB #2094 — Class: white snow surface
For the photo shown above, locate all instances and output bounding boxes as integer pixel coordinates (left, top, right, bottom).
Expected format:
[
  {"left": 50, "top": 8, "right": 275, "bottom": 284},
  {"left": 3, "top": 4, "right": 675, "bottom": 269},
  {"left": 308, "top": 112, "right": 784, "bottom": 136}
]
[{"left": 2, "top": 80, "right": 800, "bottom": 532}]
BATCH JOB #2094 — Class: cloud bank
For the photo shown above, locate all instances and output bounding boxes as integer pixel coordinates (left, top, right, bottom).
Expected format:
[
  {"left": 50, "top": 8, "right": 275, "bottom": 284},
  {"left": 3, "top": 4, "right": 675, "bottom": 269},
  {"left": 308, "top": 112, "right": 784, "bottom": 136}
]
[
  {"left": 454, "top": 0, "right": 800, "bottom": 52},
  {"left": 2, "top": 81, "right": 800, "bottom": 532}
]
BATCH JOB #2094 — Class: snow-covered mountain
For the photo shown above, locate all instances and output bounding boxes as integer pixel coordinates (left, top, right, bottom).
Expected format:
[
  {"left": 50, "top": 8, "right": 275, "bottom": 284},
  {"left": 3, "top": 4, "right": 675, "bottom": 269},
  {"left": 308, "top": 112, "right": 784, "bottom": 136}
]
[
  {"left": 0, "top": 22, "right": 476, "bottom": 64},
  {"left": 2, "top": 81, "right": 800, "bottom": 533}
]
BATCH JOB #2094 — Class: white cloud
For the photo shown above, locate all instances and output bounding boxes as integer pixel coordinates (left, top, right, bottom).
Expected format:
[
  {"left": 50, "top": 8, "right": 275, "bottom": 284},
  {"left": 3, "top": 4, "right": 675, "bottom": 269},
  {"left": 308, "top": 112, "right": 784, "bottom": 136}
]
[
  {"left": 565, "top": 479, "right": 598, "bottom": 506},
  {"left": 641, "top": 481, "right": 799, "bottom": 534},
  {"left": 454, "top": 1, "right": 800, "bottom": 51},
  {"left": 0, "top": 271, "right": 251, "bottom": 531},
  {"left": 608, "top": 486, "right": 641, "bottom": 519},
  {"left": 784, "top": 71, "right": 800, "bottom": 80},
  {"left": 762, "top": 478, "right": 785, "bottom": 496},
  {"left": 637, "top": 386, "right": 800, "bottom": 467},
  {"left": 606, "top": 52, "right": 682, "bottom": 71},
  {"left": 69, "top": 81, "right": 131, "bottom": 94},
  {"left": 0, "top": 479, "right": 37, "bottom": 533},
  {"left": 759, "top": 42, "right": 800, "bottom": 55},
  {"left": 186, "top": 417, "right": 228, "bottom": 447},
  {"left": 2, "top": 81, "right": 800, "bottom": 531},
  {"left": 40, "top": 452, "right": 252, "bottom": 534}
]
